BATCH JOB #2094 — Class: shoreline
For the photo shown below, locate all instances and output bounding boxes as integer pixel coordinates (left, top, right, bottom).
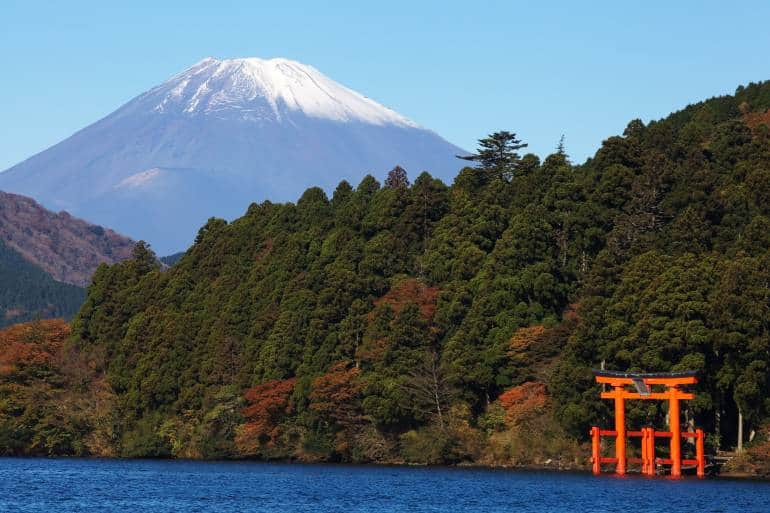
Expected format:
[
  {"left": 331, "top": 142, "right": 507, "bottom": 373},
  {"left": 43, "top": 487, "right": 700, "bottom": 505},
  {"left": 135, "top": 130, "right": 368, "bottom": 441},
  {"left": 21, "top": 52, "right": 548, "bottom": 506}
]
[{"left": 1, "top": 454, "right": 766, "bottom": 481}]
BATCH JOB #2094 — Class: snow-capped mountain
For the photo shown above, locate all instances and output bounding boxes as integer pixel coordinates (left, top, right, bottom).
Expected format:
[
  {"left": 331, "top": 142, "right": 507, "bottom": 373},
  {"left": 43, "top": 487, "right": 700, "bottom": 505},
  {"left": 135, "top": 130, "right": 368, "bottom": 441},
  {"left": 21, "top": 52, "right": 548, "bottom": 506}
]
[
  {"left": 151, "top": 57, "right": 417, "bottom": 126},
  {"left": 0, "top": 57, "right": 464, "bottom": 254}
]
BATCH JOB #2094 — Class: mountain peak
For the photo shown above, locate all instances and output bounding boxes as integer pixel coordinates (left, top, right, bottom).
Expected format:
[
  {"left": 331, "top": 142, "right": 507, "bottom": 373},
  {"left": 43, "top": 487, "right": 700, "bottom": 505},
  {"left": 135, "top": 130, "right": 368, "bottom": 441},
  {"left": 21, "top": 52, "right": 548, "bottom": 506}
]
[
  {"left": 146, "top": 56, "right": 417, "bottom": 127},
  {"left": 0, "top": 57, "right": 463, "bottom": 254}
]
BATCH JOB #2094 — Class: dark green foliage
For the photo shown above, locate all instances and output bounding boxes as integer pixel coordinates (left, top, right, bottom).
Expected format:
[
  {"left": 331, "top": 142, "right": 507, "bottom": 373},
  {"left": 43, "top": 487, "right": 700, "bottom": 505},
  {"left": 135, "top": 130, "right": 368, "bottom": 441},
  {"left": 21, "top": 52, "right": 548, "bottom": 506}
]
[
  {"left": 457, "top": 131, "right": 528, "bottom": 180},
  {"left": 0, "top": 239, "right": 85, "bottom": 327},
  {"left": 553, "top": 82, "right": 770, "bottom": 444},
  {"left": 65, "top": 79, "right": 770, "bottom": 459}
]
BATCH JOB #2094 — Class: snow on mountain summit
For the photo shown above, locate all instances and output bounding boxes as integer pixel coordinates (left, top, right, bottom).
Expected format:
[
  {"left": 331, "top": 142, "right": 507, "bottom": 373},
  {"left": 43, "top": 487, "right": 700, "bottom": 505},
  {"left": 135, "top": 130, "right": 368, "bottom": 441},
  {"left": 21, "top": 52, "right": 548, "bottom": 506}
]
[
  {"left": 0, "top": 56, "right": 463, "bottom": 254},
  {"left": 147, "top": 57, "right": 417, "bottom": 127}
]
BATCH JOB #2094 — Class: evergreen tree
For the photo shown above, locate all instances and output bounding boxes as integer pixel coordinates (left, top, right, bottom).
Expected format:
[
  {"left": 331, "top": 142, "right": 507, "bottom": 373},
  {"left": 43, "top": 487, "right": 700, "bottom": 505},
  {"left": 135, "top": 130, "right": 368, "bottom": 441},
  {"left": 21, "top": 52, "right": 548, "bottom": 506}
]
[
  {"left": 32, "top": 78, "right": 770, "bottom": 464},
  {"left": 457, "top": 131, "right": 528, "bottom": 179},
  {"left": 384, "top": 165, "right": 410, "bottom": 189}
]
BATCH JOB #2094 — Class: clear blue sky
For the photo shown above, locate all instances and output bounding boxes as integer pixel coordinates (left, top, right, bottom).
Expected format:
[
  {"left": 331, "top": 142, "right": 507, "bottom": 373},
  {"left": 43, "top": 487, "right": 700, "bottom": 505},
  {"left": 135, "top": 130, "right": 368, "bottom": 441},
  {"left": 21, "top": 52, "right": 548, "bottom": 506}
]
[{"left": 2, "top": 1, "right": 770, "bottom": 171}]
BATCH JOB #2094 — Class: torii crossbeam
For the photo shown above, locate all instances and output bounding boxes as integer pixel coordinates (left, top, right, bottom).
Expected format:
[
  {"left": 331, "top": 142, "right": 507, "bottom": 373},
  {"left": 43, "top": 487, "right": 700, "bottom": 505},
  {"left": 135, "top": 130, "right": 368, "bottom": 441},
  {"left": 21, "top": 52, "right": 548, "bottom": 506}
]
[{"left": 591, "top": 370, "right": 705, "bottom": 478}]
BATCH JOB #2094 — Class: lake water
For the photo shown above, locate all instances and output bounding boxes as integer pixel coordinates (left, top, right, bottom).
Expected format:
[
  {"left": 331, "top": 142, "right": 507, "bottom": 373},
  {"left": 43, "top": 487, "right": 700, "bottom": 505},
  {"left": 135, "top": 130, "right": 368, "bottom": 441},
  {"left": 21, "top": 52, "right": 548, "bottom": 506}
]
[{"left": 1, "top": 458, "right": 769, "bottom": 512}]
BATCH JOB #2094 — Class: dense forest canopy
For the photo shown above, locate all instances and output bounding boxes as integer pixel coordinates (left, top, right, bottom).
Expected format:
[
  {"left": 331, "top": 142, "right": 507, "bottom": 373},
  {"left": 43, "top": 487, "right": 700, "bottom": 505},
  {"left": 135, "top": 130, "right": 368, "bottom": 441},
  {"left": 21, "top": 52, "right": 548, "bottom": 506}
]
[
  {"left": 0, "top": 240, "right": 85, "bottom": 327},
  {"left": 4, "top": 80, "right": 770, "bottom": 469}
]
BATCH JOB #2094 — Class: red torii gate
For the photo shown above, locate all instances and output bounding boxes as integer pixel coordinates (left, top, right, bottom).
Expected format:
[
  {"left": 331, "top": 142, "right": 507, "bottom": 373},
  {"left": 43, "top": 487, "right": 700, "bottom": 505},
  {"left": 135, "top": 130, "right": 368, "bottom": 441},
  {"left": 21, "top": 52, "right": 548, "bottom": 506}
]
[{"left": 590, "top": 370, "right": 705, "bottom": 478}]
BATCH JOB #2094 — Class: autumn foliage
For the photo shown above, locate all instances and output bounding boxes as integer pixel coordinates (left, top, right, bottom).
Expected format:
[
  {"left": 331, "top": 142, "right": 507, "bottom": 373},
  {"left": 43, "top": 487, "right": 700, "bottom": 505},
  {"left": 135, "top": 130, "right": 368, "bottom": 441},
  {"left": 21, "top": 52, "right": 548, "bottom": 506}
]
[
  {"left": 373, "top": 278, "right": 439, "bottom": 321},
  {"left": 508, "top": 325, "right": 546, "bottom": 354},
  {"left": 0, "top": 319, "right": 69, "bottom": 376},
  {"left": 309, "top": 361, "right": 362, "bottom": 424},
  {"left": 309, "top": 361, "right": 366, "bottom": 456},
  {"left": 0, "top": 319, "right": 115, "bottom": 456},
  {"left": 0, "top": 191, "right": 134, "bottom": 287},
  {"left": 498, "top": 382, "right": 548, "bottom": 425},
  {"left": 357, "top": 278, "right": 440, "bottom": 365},
  {"left": 236, "top": 378, "right": 296, "bottom": 454},
  {"left": 740, "top": 102, "right": 770, "bottom": 130}
]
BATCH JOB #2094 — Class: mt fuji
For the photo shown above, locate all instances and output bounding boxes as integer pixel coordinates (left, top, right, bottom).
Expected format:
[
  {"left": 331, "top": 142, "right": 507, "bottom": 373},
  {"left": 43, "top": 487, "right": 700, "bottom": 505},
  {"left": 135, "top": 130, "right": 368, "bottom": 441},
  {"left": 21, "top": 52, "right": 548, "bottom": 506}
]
[{"left": 0, "top": 57, "right": 465, "bottom": 254}]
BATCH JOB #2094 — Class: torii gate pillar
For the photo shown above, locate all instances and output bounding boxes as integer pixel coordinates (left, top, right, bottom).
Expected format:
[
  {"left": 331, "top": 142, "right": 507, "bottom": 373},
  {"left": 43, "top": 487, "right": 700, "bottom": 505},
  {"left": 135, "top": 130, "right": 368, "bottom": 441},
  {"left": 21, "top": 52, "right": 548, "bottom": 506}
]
[
  {"left": 669, "top": 387, "right": 682, "bottom": 477},
  {"left": 612, "top": 385, "right": 626, "bottom": 475}
]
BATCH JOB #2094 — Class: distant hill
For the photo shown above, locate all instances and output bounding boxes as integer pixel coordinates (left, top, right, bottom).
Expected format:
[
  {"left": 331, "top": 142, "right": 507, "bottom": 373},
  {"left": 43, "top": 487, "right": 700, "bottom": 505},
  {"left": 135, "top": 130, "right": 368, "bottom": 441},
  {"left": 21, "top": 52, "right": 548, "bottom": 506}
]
[
  {"left": 0, "top": 57, "right": 465, "bottom": 254},
  {"left": 0, "top": 239, "right": 84, "bottom": 327},
  {"left": 160, "top": 251, "right": 185, "bottom": 267},
  {"left": 0, "top": 191, "right": 134, "bottom": 287}
]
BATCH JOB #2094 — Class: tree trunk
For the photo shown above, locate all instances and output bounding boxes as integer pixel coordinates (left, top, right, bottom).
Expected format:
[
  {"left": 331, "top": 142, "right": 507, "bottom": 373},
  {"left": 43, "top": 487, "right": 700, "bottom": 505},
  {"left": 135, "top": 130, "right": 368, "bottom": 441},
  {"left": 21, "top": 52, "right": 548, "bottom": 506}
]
[
  {"left": 737, "top": 407, "right": 744, "bottom": 453},
  {"left": 431, "top": 359, "right": 445, "bottom": 431}
]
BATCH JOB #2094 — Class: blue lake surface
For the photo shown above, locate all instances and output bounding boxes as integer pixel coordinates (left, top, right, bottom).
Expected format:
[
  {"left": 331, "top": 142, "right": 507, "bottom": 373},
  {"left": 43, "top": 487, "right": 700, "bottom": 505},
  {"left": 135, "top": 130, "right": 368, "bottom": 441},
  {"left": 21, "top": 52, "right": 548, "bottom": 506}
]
[{"left": 1, "top": 458, "right": 769, "bottom": 512}]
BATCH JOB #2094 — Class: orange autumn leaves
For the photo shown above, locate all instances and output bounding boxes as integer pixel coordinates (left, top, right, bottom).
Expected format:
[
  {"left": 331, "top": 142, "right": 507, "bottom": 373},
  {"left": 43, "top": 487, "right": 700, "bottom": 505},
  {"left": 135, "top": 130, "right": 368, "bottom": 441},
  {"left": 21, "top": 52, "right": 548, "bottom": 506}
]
[
  {"left": 0, "top": 319, "right": 118, "bottom": 456},
  {"left": 236, "top": 321, "right": 556, "bottom": 454},
  {"left": 308, "top": 361, "right": 362, "bottom": 425},
  {"left": 497, "top": 382, "right": 548, "bottom": 426},
  {"left": 372, "top": 278, "right": 439, "bottom": 321},
  {"left": 508, "top": 324, "right": 546, "bottom": 354},
  {"left": 235, "top": 377, "right": 296, "bottom": 453},
  {"left": 740, "top": 102, "right": 770, "bottom": 130},
  {"left": 236, "top": 361, "right": 363, "bottom": 456},
  {"left": 498, "top": 324, "right": 552, "bottom": 426},
  {"left": 309, "top": 362, "right": 365, "bottom": 457},
  {"left": 0, "top": 319, "right": 69, "bottom": 376}
]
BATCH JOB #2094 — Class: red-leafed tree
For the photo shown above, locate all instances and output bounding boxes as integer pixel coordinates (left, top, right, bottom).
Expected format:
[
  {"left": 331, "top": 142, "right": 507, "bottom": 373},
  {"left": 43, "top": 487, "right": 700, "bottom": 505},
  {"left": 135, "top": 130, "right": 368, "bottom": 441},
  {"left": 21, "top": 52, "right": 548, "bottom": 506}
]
[
  {"left": 310, "top": 361, "right": 363, "bottom": 427},
  {"left": 235, "top": 378, "right": 296, "bottom": 454},
  {"left": 372, "top": 278, "right": 440, "bottom": 321},
  {"left": 498, "top": 382, "right": 548, "bottom": 426},
  {"left": 310, "top": 361, "right": 367, "bottom": 457},
  {"left": 357, "top": 278, "right": 440, "bottom": 367},
  {"left": 0, "top": 319, "right": 69, "bottom": 378}
]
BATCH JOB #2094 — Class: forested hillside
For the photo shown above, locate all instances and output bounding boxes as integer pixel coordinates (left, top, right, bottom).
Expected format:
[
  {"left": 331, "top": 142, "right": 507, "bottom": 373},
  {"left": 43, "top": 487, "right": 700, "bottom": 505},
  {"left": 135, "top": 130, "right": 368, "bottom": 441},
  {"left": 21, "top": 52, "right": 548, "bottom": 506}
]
[
  {"left": 11, "top": 81, "right": 770, "bottom": 467},
  {"left": 0, "top": 191, "right": 134, "bottom": 287},
  {"left": 0, "top": 240, "right": 85, "bottom": 327},
  {"left": 0, "top": 190, "right": 132, "bottom": 327}
]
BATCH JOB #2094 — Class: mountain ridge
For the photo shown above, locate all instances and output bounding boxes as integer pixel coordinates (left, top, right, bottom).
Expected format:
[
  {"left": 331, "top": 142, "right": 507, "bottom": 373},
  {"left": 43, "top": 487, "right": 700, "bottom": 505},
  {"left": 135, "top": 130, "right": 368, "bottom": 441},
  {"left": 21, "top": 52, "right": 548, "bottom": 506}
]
[
  {"left": 0, "top": 57, "right": 465, "bottom": 254},
  {"left": 0, "top": 190, "right": 134, "bottom": 286}
]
